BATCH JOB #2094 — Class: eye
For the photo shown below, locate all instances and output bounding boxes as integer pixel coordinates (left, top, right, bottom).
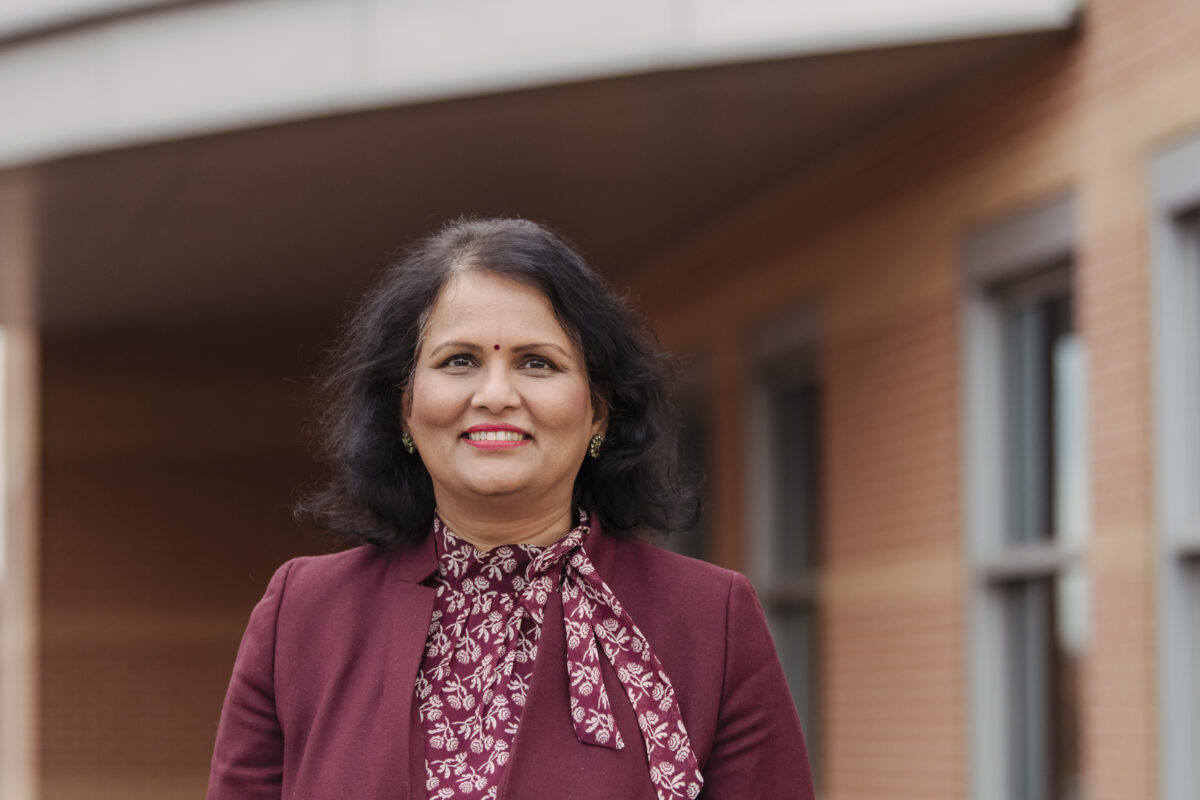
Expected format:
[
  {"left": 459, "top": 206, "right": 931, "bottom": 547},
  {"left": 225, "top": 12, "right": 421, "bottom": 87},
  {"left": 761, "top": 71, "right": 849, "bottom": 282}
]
[
  {"left": 520, "top": 355, "right": 557, "bottom": 371},
  {"left": 439, "top": 354, "right": 476, "bottom": 370}
]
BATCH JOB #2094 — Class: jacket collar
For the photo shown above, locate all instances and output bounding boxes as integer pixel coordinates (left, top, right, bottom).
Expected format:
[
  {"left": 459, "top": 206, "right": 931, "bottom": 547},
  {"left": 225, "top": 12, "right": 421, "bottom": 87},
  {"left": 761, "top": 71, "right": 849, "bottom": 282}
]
[
  {"left": 391, "top": 528, "right": 438, "bottom": 583},
  {"left": 581, "top": 513, "right": 618, "bottom": 581}
]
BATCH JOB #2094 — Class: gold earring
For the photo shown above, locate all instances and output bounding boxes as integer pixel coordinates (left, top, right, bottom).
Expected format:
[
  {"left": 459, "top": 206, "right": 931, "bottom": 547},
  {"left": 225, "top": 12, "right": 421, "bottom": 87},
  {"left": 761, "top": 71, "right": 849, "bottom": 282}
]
[
  {"left": 588, "top": 434, "right": 604, "bottom": 459},
  {"left": 401, "top": 431, "right": 416, "bottom": 455}
]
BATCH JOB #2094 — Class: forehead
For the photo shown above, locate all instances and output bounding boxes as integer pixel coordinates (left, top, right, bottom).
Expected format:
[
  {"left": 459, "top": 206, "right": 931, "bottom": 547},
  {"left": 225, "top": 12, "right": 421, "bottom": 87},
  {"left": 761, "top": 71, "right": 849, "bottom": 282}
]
[{"left": 421, "top": 270, "right": 576, "bottom": 345}]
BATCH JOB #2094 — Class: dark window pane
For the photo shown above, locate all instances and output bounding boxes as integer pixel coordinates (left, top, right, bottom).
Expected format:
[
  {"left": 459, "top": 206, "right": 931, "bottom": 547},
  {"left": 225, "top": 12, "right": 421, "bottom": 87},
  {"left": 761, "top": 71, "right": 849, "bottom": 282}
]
[
  {"left": 1005, "top": 579, "right": 1051, "bottom": 800},
  {"left": 767, "top": 603, "right": 818, "bottom": 767},
  {"left": 669, "top": 410, "right": 709, "bottom": 561},
  {"left": 758, "top": 358, "right": 820, "bottom": 784},
  {"left": 770, "top": 378, "right": 819, "bottom": 575},
  {"left": 1002, "top": 289, "right": 1074, "bottom": 545},
  {"left": 1002, "top": 573, "right": 1084, "bottom": 800}
]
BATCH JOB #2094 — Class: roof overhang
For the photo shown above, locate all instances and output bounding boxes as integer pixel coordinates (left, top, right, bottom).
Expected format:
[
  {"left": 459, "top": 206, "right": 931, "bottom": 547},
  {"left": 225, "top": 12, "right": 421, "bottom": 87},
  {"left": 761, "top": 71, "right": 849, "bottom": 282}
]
[
  {"left": 2, "top": 0, "right": 1083, "bottom": 168},
  {"left": 0, "top": 1, "right": 1085, "bottom": 331}
]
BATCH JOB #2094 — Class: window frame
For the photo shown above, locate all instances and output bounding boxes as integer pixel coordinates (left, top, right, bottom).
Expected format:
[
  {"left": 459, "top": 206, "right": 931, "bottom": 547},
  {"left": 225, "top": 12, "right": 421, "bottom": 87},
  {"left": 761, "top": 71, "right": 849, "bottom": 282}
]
[
  {"left": 743, "top": 308, "right": 822, "bottom": 780},
  {"left": 1149, "top": 133, "right": 1200, "bottom": 800},
  {"left": 962, "top": 193, "right": 1086, "bottom": 800}
]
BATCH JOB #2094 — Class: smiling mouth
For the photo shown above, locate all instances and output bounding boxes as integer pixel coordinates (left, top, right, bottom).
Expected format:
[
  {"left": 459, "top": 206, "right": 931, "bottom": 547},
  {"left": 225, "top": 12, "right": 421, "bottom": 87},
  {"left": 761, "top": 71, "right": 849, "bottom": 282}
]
[{"left": 464, "top": 431, "right": 530, "bottom": 442}]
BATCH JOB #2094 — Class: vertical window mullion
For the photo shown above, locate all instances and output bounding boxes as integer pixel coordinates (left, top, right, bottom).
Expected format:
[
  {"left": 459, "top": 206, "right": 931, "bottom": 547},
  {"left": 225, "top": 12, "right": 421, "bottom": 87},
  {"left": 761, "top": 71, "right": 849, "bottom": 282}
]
[
  {"left": 1151, "top": 137, "right": 1200, "bottom": 800},
  {"left": 1191, "top": 220, "right": 1200, "bottom": 771}
]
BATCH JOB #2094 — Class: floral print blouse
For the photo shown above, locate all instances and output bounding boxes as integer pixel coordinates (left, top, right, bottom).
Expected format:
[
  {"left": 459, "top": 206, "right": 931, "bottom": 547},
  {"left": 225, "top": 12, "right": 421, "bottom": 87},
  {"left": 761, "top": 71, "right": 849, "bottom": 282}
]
[{"left": 414, "top": 512, "right": 703, "bottom": 800}]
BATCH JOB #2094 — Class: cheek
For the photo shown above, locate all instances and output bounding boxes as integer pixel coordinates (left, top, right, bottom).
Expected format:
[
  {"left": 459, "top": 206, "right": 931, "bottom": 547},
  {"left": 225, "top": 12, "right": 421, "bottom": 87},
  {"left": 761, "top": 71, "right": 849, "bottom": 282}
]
[
  {"left": 407, "top": 375, "right": 462, "bottom": 428},
  {"left": 540, "top": 383, "right": 595, "bottom": 430}
]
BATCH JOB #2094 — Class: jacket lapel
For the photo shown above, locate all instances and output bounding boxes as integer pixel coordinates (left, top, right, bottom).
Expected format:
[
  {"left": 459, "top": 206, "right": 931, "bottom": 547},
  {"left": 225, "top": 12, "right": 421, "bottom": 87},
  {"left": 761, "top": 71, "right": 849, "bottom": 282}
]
[{"left": 377, "top": 536, "right": 437, "bottom": 800}]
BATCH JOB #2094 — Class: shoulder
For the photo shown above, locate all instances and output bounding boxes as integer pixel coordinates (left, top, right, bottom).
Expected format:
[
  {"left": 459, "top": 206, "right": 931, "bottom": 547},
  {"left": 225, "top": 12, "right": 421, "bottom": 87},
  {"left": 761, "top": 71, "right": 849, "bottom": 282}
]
[
  {"left": 603, "top": 535, "right": 750, "bottom": 602},
  {"left": 275, "top": 544, "right": 390, "bottom": 587},
  {"left": 597, "top": 534, "right": 764, "bottom": 651},
  {"left": 225, "top": 546, "right": 397, "bottom": 687},
  {"left": 261, "top": 541, "right": 427, "bottom": 615}
]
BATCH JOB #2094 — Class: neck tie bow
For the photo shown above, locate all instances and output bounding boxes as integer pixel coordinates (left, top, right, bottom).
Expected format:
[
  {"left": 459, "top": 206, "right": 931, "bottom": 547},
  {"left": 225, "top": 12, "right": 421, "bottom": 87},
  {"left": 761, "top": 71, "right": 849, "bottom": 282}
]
[{"left": 525, "top": 513, "right": 704, "bottom": 800}]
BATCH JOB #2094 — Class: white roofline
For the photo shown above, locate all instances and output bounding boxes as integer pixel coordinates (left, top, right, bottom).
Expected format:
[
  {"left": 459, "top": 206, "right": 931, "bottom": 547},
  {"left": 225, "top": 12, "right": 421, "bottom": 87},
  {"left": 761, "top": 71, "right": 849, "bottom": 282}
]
[{"left": 0, "top": 0, "right": 1084, "bottom": 169}]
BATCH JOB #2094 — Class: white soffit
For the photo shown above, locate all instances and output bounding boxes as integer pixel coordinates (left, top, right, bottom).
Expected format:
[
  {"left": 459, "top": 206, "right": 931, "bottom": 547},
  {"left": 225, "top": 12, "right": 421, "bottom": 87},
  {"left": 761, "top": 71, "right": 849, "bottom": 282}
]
[
  {"left": 691, "top": 0, "right": 1082, "bottom": 58},
  {"left": 0, "top": 0, "right": 1084, "bottom": 169},
  {"left": 0, "top": 0, "right": 175, "bottom": 39}
]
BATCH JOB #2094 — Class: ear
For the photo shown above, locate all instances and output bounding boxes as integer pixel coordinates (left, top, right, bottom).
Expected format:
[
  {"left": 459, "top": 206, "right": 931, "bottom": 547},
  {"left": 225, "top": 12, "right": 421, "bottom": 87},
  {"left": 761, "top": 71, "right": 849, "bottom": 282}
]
[
  {"left": 398, "top": 381, "right": 413, "bottom": 431},
  {"left": 590, "top": 394, "right": 609, "bottom": 437}
]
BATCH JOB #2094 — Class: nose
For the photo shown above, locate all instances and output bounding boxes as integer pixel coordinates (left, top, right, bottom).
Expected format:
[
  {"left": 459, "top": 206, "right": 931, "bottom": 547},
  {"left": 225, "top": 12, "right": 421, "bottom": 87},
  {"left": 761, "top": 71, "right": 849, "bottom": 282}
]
[{"left": 472, "top": 361, "right": 520, "bottom": 413}]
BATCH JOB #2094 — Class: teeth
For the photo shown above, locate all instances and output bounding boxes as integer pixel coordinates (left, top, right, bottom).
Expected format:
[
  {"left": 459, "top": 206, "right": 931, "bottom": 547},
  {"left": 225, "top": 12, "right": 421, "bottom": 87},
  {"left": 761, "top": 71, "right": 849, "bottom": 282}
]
[{"left": 466, "top": 431, "right": 527, "bottom": 442}]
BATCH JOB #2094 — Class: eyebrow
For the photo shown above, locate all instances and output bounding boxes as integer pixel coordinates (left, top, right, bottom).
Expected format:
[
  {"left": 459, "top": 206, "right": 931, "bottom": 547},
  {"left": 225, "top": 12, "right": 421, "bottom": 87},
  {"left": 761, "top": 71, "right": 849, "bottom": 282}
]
[
  {"left": 426, "top": 340, "right": 574, "bottom": 358},
  {"left": 511, "top": 342, "right": 572, "bottom": 356}
]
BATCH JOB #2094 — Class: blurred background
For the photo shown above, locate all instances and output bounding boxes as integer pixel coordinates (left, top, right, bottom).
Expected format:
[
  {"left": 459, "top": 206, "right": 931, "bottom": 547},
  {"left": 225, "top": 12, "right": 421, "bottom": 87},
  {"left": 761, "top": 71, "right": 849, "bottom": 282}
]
[{"left": 2, "top": 0, "right": 1199, "bottom": 798}]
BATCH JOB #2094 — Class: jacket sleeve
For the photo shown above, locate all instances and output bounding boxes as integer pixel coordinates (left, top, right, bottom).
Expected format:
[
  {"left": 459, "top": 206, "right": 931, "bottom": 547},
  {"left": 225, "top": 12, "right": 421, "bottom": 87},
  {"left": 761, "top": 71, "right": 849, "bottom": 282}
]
[
  {"left": 701, "top": 572, "right": 815, "bottom": 799},
  {"left": 206, "top": 560, "right": 295, "bottom": 800}
]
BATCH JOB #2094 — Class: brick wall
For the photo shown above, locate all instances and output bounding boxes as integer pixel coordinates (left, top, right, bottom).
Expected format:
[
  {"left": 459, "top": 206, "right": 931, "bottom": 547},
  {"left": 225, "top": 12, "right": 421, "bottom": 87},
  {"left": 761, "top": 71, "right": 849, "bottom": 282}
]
[
  {"left": 630, "top": 0, "right": 1200, "bottom": 797},
  {"left": 38, "top": 329, "right": 335, "bottom": 799}
]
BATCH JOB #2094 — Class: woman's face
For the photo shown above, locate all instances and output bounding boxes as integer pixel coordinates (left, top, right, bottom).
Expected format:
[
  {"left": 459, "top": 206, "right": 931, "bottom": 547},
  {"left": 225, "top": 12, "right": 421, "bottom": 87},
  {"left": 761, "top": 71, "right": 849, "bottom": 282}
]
[{"left": 404, "top": 270, "right": 605, "bottom": 513}]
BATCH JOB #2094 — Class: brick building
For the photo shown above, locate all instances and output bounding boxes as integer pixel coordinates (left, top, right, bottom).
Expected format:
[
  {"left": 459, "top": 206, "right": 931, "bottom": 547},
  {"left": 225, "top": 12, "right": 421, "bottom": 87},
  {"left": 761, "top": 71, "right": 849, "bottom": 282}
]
[{"left": 1, "top": 0, "right": 1198, "bottom": 798}]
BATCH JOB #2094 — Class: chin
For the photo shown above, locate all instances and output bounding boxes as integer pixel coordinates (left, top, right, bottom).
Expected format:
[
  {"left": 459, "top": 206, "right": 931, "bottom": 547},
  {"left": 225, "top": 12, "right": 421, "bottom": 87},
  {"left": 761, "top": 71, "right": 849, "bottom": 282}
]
[{"left": 462, "top": 478, "right": 531, "bottom": 498}]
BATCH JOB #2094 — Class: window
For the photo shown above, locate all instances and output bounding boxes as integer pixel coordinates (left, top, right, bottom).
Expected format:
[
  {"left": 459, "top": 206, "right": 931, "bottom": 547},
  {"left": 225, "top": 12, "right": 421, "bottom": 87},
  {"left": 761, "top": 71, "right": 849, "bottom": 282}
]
[
  {"left": 964, "top": 194, "right": 1087, "bottom": 800},
  {"left": 1150, "top": 134, "right": 1200, "bottom": 800},
  {"left": 745, "top": 310, "right": 821, "bottom": 780}
]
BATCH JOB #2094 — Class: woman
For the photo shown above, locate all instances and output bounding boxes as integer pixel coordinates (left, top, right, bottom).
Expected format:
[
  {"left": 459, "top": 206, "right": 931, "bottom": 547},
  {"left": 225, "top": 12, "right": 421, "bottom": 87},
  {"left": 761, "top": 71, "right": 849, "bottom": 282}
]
[{"left": 207, "top": 218, "right": 814, "bottom": 799}]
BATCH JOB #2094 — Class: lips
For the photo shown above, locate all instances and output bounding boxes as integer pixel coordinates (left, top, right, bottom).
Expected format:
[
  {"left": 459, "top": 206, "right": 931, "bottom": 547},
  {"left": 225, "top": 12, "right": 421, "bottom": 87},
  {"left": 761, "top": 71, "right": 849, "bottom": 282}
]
[{"left": 462, "top": 424, "right": 531, "bottom": 448}]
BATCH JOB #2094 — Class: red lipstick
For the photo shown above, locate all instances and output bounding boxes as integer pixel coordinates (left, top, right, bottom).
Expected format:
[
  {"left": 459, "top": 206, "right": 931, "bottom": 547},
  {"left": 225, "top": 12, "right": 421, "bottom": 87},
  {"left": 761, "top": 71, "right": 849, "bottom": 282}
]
[{"left": 462, "top": 423, "right": 531, "bottom": 450}]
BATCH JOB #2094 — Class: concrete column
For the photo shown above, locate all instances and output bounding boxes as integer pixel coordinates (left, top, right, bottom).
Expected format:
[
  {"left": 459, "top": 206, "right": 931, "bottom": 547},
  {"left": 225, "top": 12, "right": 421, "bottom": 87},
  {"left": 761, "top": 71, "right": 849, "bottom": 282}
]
[{"left": 0, "top": 169, "right": 40, "bottom": 800}]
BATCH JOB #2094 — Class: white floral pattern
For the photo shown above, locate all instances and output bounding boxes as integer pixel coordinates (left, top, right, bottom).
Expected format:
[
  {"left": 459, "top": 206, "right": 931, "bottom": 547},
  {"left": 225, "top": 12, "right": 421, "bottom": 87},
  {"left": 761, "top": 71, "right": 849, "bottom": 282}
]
[{"left": 415, "top": 512, "right": 703, "bottom": 800}]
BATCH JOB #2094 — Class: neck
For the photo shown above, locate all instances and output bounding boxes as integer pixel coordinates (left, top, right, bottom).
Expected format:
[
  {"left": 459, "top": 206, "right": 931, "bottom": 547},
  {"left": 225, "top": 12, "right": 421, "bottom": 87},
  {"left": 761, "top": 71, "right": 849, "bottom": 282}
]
[{"left": 434, "top": 497, "right": 577, "bottom": 552}]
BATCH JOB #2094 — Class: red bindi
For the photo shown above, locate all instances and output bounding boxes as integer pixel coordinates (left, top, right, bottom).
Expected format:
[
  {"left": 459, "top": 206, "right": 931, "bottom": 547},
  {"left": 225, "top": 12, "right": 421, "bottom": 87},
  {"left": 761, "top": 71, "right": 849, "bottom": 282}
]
[{"left": 494, "top": 344, "right": 500, "bottom": 350}]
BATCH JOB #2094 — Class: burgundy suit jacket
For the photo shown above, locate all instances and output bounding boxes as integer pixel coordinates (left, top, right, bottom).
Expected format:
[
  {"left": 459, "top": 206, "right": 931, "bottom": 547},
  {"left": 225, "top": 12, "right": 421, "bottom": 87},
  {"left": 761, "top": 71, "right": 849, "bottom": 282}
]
[{"left": 207, "top": 524, "right": 814, "bottom": 799}]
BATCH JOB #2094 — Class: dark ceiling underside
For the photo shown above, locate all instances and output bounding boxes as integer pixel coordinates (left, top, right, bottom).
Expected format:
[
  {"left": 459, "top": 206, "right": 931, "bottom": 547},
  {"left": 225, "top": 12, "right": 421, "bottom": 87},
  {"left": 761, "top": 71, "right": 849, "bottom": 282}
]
[{"left": 29, "top": 29, "right": 1069, "bottom": 331}]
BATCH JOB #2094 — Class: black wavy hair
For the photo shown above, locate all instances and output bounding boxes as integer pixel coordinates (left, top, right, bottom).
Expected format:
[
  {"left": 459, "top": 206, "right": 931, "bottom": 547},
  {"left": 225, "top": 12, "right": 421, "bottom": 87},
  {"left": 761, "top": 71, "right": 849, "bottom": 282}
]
[{"left": 297, "top": 217, "right": 699, "bottom": 549}]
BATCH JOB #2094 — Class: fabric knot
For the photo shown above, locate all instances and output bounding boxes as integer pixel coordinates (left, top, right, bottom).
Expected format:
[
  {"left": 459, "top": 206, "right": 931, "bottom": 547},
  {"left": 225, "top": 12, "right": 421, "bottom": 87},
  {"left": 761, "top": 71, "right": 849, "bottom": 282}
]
[
  {"left": 558, "top": 513, "right": 704, "bottom": 800},
  {"left": 419, "top": 511, "right": 703, "bottom": 800}
]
